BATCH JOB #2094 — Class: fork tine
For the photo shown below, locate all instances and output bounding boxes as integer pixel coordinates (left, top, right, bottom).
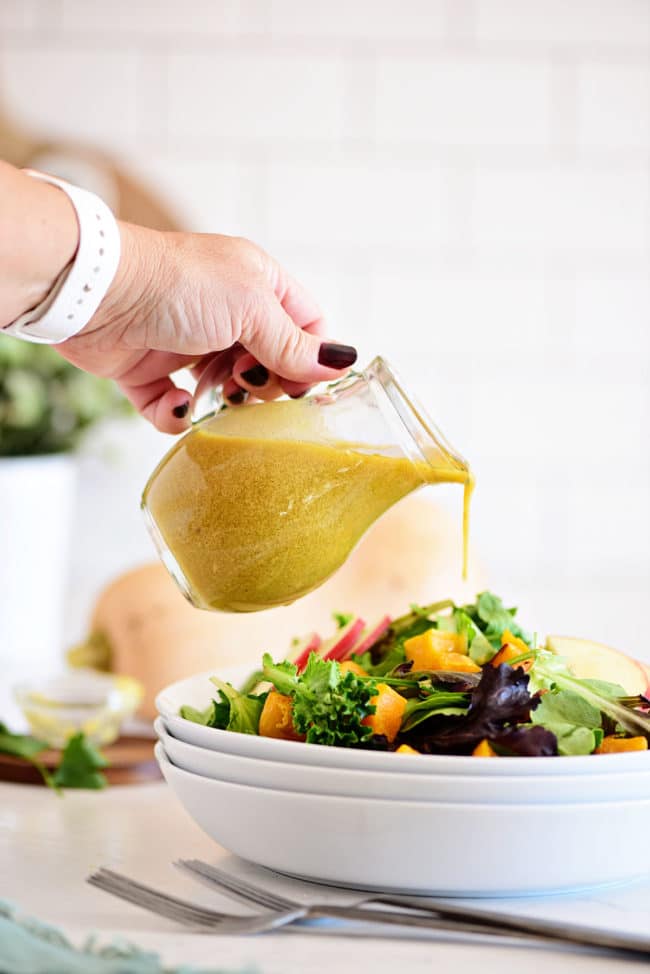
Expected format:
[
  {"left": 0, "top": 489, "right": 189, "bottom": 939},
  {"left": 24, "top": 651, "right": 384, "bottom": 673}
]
[
  {"left": 89, "top": 869, "right": 228, "bottom": 925},
  {"left": 177, "top": 860, "right": 297, "bottom": 912},
  {"left": 87, "top": 868, "right": 307, "bottom": 935},
  {"left": 88, "top": 873, "right": 210, "bottom": 928}
]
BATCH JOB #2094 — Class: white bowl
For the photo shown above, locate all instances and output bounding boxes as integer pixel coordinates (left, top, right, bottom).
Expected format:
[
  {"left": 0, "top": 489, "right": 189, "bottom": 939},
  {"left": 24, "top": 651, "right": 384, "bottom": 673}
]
[
  {"left": 156, "top": 743, "right": 650, "bottom": 896},
  {"left": 157, "top": 668, "right": 650, "bottom": 777},
  {"left": 155, "top": 718, "right": 650, "bottom": 804}
]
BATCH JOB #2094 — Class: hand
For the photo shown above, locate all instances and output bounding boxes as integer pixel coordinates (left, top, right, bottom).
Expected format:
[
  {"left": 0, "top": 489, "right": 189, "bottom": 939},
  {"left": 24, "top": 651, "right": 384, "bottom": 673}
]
[{"left": 59, "top": 224, "right": 357, "bottom": 433}]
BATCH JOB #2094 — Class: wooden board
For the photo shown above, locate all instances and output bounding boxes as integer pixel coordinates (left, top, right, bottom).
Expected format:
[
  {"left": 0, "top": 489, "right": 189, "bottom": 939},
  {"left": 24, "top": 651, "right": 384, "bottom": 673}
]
[{"left": 0, "top": 735, "right": 161, "bottom": 786}]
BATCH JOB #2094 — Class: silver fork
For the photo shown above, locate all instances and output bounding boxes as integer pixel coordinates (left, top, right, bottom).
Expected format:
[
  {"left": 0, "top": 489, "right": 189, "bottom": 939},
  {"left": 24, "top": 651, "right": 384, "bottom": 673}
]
[
  {"left": 177, "top": 858, "right": 650, "bottom": 961},
  {"left": 87, "top": 867, "right": 539, "bottom": 942}
]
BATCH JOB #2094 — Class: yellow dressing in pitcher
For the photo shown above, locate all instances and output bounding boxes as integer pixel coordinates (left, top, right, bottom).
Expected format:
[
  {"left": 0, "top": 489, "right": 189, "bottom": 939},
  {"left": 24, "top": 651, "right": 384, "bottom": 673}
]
[{"left": 143, "top": 400, "right": 473, "bottom": 613}]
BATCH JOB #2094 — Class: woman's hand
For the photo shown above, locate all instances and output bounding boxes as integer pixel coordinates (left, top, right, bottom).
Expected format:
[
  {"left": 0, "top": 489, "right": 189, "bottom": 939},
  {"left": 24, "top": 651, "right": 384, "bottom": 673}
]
[{"left": 59, "top": 223, "right": 357, "bottom": 433}]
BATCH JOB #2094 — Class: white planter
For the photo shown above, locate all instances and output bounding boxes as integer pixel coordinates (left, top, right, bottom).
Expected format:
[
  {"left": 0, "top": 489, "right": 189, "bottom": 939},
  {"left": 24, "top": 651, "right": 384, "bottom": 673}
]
[{"left": 0, "top": 454, "right": 76, "bottom": 690}]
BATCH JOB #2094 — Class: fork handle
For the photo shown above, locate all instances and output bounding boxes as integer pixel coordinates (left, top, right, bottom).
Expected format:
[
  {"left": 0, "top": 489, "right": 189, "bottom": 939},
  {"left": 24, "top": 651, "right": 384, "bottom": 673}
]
[
  {"left": 371, "top": 896, "right": 650, "bottom": 958},
  {"left": 308, "top": 905, "right": 549, "bottom": 943}
]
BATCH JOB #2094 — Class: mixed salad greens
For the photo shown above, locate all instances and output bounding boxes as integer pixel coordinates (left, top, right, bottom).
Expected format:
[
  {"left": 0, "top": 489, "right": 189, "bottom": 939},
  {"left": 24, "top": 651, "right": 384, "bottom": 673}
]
[{"left": 181, "top": 593, "right": 650, "bottom": 757}]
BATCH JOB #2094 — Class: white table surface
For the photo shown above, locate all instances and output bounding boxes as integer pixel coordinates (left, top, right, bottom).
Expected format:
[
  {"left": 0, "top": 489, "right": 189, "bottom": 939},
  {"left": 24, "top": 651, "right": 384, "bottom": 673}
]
[{"left": 2, "top": 779, "right": 650, "bottom": 973}]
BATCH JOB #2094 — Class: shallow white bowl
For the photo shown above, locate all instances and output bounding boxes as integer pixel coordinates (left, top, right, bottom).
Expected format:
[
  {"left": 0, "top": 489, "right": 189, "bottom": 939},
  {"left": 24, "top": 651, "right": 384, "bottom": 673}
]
[
  {"left": 156, "top": 742, "right": 650, "bottom": 896},
  {"left": 157, "top": 667, "right": 650, "bottom": 777},
  {"left": 155, "top": 718, "right": 650, "bottom": 804}
]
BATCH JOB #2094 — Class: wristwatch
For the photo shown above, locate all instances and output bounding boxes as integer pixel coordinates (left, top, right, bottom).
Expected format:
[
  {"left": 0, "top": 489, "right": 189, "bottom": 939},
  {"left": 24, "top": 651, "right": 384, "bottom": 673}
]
[{"left": 3, "top": 170, "right": 121, "bottom": 344}]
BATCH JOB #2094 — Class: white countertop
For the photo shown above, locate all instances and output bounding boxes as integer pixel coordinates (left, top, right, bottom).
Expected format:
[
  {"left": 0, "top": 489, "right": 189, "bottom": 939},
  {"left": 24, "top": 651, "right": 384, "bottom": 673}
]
[{"left": 2, "top": 780, "right": 649, "bottom": 973}]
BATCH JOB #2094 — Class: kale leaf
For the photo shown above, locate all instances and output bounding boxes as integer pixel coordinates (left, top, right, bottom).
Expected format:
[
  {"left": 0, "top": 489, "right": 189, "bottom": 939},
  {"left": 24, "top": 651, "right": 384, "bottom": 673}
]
[{"left": 263, "top": 652, "right": 377, "bottom": 747}]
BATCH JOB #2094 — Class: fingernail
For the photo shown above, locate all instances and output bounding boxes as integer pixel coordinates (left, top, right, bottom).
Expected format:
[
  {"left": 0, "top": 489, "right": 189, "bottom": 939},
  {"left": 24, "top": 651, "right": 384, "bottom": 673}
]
[
  {"left": 318, "top": 343, "right": 357, "bottom": 369},
  {"left": 289, "top": 390, "right": 307, "bottom": 399},
  {"left": 226, "top": 388, "right": 248, "bottom": 405},
  {"left": 240, "top": 364, "right": 269, "bottom": 387},
  {"left": 172, "top": 401, "right": 190, "bottom": 419}
]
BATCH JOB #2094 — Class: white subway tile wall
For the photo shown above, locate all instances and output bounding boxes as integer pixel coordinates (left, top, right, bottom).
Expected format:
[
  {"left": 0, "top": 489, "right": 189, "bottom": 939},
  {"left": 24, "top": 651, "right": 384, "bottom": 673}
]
[{"left": 1, "top": 0, "right": 648, "bottom": 654}]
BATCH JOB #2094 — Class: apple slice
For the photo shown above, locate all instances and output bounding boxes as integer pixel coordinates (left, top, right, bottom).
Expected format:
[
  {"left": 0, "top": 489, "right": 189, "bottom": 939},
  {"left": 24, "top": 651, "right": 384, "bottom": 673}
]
[
  {"left": 343, "top": 615, "right": 392, "bottom": 660},
  {"left": 321, "top": 617, "right": 366, "bottom": 662},
  {"left": 292, "top": 632, "right": 322, "bottom": 673},
  {"left": 546, "top": 635, "right": 649, "bottom": 697},
  {"left": 639, "top": 661, "right": 650, "bottom": 701}
]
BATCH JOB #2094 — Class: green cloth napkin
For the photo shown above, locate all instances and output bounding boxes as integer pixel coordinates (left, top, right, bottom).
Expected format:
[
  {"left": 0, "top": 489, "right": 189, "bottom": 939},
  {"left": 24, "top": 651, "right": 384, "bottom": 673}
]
[{"left": 0, "top": 901, "right": 253, "bottom": 974}]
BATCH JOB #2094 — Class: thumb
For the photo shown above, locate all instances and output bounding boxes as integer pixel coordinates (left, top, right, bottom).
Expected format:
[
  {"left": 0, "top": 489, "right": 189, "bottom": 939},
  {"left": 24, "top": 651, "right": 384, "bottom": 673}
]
[{"left": 245, "top": 299, "right": 357, "bottom": 384}]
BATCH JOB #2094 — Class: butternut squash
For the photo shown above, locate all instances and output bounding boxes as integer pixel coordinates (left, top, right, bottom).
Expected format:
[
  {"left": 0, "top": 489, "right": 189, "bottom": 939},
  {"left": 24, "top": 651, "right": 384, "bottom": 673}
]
[
  {"left": 472, "top": 739, "right": 497, "bottom": 757},
  {"left": 404, "top": 629, "right": 480, "bottom": 674},
  {"left": 396, "top": 744, "right": 420, "bottom": 755},
  {"left": 595, "top": 736, "right": 648, "bottom": 754},
  {"left": 362, "top": 683, "right": 407, "bottom": 743},
  {"left": 258, "top": 690, "right": 304, "bottom": 741},
  {"left": 490, "top": 644, "right": 533, "bottom": 671},
  {"left": 339, "top": 660, "right": 369, "bottom": 677}
]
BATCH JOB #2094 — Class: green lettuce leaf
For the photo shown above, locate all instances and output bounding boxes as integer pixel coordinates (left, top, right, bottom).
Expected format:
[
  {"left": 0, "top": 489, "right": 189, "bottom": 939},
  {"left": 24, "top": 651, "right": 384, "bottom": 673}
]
[
  {"left": 179, "top": 703, "right": 217, "bottom": 726},
  {"left": 463, "top": 591, "right": 531, "bottom": 649},
  {"left": 352, "top": 644, "right": 406, "bottom": 677},
  {"left": 530, "top": 689, "right": 603, "bottom": 756},
  {"left": 401, "top": 691, "right": 470, "bottom": 733},
  {"left": 208, "top": 678, "right": 267, "bottom": 735},
  {"left": 530, "top": 651, "right": 650, "bottom": 741}
]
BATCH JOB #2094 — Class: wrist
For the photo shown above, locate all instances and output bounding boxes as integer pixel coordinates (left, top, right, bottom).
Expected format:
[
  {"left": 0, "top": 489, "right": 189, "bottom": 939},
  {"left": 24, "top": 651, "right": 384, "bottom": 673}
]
[{"left": 72, "top": 222, "right": 164, "bottom": 342}]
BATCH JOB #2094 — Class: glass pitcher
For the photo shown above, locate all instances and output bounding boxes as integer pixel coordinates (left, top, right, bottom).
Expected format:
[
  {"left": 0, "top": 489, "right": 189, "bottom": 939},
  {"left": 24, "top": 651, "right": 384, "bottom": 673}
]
[{"left": 142, "top": 356, "right": 472, "bottom": 613}]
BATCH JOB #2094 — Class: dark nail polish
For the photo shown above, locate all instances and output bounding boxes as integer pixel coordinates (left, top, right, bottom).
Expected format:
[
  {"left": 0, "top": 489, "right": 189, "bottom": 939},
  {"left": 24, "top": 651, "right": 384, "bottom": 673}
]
[
  {"left": 289, "top": 390, "right": 307, "bottom": 399},
  {"left": 240, "top": 364, "right": 269, "bottom": 387},
  {"left": 172, "top": 401, "right": 190, "bottom": 419},
  {"left": 226, "top": 388, "right": 248, "bottom": 405},
  {"left": 318, "top": 342, "right": 357, "bottom": 369}
]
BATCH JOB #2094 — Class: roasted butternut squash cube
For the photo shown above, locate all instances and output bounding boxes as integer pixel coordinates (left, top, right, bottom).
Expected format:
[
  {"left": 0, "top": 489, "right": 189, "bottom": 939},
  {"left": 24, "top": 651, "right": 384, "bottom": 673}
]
[
  {"left": 595, "top": 736, "right": 648, "bottom": 754},
  {"left": 404, "top": 629, "right": 480, "bottom": 673},
  {"left": 501, "top": 629, "right": 530, "bottom": 655},
  {"left": 490, "top": 644, "right": 533, "bottom": 671},
  {"left": 338, "top": 660, "right": 368, "bottom": 677},
  {"left": 472, "top": 739, "right": 497, "bottom": 757},
  {"left": 362, "top": 683, "right": 407, "bottom": 743},
  {"left": 258, "top": 690, "right": 304, "bottom": 741}
]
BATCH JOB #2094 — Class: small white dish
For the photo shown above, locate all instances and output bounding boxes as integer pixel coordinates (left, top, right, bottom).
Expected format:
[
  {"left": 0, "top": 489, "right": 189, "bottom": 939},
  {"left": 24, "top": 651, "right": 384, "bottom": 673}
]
[
  {"left": 155, "top": 717, "right": 650, "bottom": 804},
  {"left": 157, "top": 668, "right": 650, "bottom": 777},
  {"left": 156, "top": 742, "right": 650, "bottom": 896}
]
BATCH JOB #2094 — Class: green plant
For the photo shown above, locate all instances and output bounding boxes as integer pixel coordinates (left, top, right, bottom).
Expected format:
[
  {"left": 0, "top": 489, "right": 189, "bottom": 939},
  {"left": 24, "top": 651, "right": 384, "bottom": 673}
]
[{"left": 0, "top": 336, "right": 130, "bottom": 456}]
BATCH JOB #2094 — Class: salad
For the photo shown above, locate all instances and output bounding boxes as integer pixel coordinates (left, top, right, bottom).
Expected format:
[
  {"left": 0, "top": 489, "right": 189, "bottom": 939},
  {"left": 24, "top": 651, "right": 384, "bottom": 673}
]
[{"left": 180, "top": 592, "right": 650, "bottom": 757}]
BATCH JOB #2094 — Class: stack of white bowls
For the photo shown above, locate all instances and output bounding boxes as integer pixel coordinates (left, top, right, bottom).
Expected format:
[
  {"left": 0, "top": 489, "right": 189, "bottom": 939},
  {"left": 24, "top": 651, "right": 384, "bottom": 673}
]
[{"left": 156, "top": 665, "right": 650, "bottom": 897}]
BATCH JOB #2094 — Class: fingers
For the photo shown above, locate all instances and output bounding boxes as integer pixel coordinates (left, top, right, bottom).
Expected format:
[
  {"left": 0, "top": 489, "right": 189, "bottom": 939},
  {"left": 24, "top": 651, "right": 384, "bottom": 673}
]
[
  {"left": 244, "top": 297, "right": 357, "bottom": 385},
  {"left": 222, "top": 376, "right": 248, "bottom": 406},
  {"left": 119, "top": 375, "right": 192, "bottom": 434},
  {"left": 277, "top": 319, "right": 325, "bottom": 399},
  {"left": 231, "top": 353, "right": 284, "bottom": 401}
]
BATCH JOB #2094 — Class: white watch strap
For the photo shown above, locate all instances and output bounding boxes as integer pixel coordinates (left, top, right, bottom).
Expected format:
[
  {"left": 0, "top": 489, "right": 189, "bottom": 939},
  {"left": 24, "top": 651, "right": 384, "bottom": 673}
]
[{"left": 4, "top": 170, "right": 121, "bottom": 344}]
